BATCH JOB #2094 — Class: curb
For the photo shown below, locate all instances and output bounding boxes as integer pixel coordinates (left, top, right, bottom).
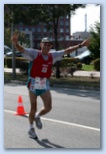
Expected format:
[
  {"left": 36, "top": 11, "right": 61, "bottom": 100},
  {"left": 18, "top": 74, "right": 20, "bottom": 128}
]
[
  {"left": 4, "top": 80, "right": 100, "bottom": 91},
  {"left": 51, "top": 84, "right": 100, "bottom": 91}
]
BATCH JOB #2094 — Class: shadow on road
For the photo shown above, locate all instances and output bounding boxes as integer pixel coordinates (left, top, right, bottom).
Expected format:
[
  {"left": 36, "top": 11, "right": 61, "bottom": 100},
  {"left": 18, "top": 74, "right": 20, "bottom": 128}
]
[
  {"left": 51, "top": 87, "right": 100, "bottom": 100},
  {"left": 31, "top": 138, "right": 64, "bottom": 148},
  {"left": 17, "top": 116, "right": 64, "bottom": 148},
  {"left": 4, "top": 82, "right": 100, "bottom": 100}
]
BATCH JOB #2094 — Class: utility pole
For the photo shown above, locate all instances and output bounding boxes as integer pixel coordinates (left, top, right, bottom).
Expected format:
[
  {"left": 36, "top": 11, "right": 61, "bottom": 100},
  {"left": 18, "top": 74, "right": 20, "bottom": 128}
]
[
  {"left": 11, "top": 6, "right": 16, "bottom": 79},
  {"left": 85, "top": 14, "right": 87, "bottom": 32}
]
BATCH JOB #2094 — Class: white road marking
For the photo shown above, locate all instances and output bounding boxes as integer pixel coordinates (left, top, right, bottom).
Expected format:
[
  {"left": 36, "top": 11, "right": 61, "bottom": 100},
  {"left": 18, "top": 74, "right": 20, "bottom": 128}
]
[
  {"left": 42, "top": 117, "right": 100, "bottom": 131},
  {"left": 4, "top": 109, "right": 100, "bottom": 132}
]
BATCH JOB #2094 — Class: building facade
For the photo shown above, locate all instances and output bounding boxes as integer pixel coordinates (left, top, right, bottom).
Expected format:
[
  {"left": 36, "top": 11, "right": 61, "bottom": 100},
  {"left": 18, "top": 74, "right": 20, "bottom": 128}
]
[
  {"left": 15, "top": 15, "right": 71, "bottom": 49},
  {"left": 15, "top": 16, "right": 90, "bottom": 50},
  {"left": 72, "top": 31, "right": 91, "bottom": 40}
]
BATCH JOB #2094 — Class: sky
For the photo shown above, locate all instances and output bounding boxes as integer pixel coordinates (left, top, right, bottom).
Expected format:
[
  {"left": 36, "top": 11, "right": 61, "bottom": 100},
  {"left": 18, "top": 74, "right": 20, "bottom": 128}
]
[{"left": 71, "top": 4, "right": 100, "bottom": 34}]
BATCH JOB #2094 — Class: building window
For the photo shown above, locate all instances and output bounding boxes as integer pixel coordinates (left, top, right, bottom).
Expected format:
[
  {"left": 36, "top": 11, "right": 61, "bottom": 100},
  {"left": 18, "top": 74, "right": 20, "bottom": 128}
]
[
  {"left": 32, "top": 27, "right": 35, "bottom": 32},
  {"left": 36, "top": 35, "right": 41, "bottom": 39},
  {"left": 32, "top": 34, "right": 35, "bottom": 39},
  {"left": 66, "top": 15, "right": 69, "bottom": 19},
  {"left": 66, "top": 28, "right": 69, "bottom": 33},
  {"left": 65, "top": 35, "right": 70, "bottom": 40},
  {"left": 19, "top": 27, "right": 23, "bottom": 31},
  {"left": 37, "top": 27, "right": 41, "bottom": 32},
  {"left": 25, "top": 28, "right": 29, "bottom": 31},
  {"left": 43, "top": 28, "right": 47, "bottom": 32},
  {"left": 60, "top": 36, "right": 64, "bottom": 40},
  {"left": 49, "top": 29, "right": 53, "bottom": 33},
  {"left": 60, "top": 28, "right": 64, "bottom": 33},
  {"left": 66, "top": 21, "right": 69, "bottom": 26},
  {"left": 60, "top": 21, "right": 63, "bottom": 26}
]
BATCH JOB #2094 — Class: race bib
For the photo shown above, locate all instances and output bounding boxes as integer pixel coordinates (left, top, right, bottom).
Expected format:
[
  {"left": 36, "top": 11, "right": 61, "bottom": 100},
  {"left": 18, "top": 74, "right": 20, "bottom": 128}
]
[{"left": 34, "top": 77, "right": 47, "bottom": 89}]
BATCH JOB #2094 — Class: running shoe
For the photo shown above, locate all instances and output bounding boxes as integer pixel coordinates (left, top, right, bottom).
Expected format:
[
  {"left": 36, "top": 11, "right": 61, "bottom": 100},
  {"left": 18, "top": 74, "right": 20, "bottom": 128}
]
[
  {"left": 28, "top": 128, "right": 38, "bottom": 139},
  {"left": 35, "top": 116, "right": 42, "bottom": 129}
]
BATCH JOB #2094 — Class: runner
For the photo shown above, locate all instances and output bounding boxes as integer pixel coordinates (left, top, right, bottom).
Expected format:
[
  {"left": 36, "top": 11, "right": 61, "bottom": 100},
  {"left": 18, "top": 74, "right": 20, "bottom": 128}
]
[{"left": 11, "top": 33, "right": 90, "bottom": 139}]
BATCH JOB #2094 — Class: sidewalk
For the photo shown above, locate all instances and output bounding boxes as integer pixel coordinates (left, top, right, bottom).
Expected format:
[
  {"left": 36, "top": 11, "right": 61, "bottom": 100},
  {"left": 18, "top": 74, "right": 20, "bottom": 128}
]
[
  {"left": 74, "top": 70, "right": 100, "bottom": 77},
  {"left": 4, "top": 68, "right": 20, "bottom": 73},
  {"left": 4, "top": 68, "right": 100, "bottom": 77}
]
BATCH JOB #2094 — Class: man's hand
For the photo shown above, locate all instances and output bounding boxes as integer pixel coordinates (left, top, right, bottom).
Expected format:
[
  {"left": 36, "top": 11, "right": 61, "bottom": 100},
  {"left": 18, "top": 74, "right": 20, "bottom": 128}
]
[
  {"left": 11, "top": 32, "right": 25, "bottom": 53},
  {"left": 64, "top": 38, "right": 90, "bottom": 55},
  {"left": 11, "top": 33, "right": 19, "bottom": 45}
]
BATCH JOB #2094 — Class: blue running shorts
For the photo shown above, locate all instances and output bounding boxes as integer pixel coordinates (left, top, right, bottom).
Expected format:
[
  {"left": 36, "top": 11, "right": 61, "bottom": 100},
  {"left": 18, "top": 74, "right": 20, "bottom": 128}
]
[{"left": 27, "top": 77, "right": 50, "bottom": 96}]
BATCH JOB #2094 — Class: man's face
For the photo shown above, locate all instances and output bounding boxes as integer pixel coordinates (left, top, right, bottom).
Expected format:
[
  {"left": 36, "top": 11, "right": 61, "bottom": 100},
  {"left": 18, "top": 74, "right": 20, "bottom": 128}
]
[{"left": 40, "top": 42, "right": 52, "bottom": 55}]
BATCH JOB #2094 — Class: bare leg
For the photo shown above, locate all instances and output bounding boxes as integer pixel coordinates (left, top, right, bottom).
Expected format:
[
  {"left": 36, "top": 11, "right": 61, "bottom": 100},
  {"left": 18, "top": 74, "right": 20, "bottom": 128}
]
[
  {"left": 28, "top": 90, "right": 37, "bottom": 125},
  {"left": 38, "top": 90, "right": 52, "bottom": 116}
]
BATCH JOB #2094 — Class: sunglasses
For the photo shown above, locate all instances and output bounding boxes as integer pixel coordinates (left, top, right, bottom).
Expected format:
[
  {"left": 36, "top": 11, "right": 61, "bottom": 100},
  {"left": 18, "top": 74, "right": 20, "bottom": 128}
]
[{"left": 43, "top": 42, "right": 52, "bottom": 47}]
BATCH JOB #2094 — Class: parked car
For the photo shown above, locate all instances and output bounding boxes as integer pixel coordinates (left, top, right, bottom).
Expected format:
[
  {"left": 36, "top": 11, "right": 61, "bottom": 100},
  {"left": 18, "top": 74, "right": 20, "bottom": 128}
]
[
  {"left": 70, "top": 46, "right": 88, "bottom": 57},
  {"left": 4, "top": 45, "right": 23, "bottom": 57},
  {"left": 5, "top": 50, "right": 22, "bottom": 57},
  {"left": 75, "top": 50, "right": 92, "bottom": 65},
  {"left": 4, "top": 45, "right": 12, "bottom": 55}
]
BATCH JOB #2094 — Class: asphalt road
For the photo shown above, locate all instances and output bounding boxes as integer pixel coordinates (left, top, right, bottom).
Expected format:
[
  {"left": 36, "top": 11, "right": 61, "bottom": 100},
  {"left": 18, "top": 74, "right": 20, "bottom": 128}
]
[{"left": 4, "top": 83, "right": 100, "bottom": 148}]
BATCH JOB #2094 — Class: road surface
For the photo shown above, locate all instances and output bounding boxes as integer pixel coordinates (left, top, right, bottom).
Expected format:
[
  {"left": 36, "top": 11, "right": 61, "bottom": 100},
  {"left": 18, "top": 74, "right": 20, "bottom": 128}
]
[{"left": 4, "top": 83, "right": 100, "bottom": 148}]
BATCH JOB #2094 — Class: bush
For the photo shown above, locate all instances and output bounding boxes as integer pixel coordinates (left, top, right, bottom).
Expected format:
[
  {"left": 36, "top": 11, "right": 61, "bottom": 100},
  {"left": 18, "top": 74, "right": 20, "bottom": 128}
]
[
  {"left": 68, "top": 64, "right": 77, "bottom": 77},
  {"left": 53, "top": 57, "right": 80, "bottom": 68},
  {"left": 4, "top": 57, "right": 29, "bottom": 74},
  {"left": 52, "top": 58, "right": 81, "bottom": 77},
  {"left": 19, "top": 60, "right": 29, "bottom": 74},
  {"left": 77, "top": 62, "right": 82, "bottom": 70},
  {"left": 5, "top": 57, "right": 12, "bottom": 68},
  {"left": 93, "top": 58, "right": 100, "bottom": 71}
]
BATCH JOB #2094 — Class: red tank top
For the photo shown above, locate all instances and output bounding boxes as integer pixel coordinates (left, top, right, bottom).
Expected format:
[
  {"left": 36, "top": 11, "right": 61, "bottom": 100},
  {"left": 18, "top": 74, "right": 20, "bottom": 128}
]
[{"left": 30, "top": 51, "right": 53, "bottom": 78}]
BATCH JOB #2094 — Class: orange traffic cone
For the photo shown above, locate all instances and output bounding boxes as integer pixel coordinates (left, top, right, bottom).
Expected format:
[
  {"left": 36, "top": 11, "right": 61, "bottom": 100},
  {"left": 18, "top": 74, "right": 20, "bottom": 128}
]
[{"left": 15, "top": 96, "right": 27, "bottom": 115}]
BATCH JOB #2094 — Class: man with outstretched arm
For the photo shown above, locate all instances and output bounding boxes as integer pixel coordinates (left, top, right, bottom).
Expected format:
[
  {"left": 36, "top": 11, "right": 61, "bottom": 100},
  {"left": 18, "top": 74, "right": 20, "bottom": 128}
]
[{"left": 11, "top": 33, "right": 90, "bottom": 139}]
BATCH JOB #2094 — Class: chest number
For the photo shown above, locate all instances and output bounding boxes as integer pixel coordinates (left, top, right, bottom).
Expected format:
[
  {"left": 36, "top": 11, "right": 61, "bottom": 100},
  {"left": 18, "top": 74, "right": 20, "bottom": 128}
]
[{"left": 42, "top": 64, "right": 48, "bottom": 73}]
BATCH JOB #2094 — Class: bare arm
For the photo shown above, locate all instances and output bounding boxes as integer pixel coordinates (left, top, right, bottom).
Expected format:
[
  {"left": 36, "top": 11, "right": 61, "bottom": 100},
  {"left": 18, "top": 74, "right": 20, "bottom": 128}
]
[
  {"left": 64, "top": 38, "right": 90, "bottom": 55},
  {"left": 11, "top": 33, "right": 25, "bottom": 53}
]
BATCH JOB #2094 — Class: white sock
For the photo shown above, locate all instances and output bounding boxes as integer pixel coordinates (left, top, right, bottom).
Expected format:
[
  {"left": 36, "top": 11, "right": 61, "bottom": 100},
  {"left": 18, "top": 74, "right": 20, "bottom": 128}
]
[
  {"left": 35, "top": 112, "right": 40, "bottom": 118},
  {"left": 29, "top": 124, "right": 34, "bottom": 129}
]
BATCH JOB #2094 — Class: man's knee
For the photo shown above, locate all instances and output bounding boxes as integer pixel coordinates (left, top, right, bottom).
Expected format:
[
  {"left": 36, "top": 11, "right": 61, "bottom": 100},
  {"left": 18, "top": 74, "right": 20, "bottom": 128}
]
[{"left": 45, "top": 104, "right": 52, "bottom": 112}]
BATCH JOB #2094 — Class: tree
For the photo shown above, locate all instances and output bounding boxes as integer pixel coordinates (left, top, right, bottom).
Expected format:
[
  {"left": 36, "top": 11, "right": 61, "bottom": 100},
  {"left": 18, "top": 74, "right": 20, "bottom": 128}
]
[
  {"left": 4, "top": 28, "right": 11, "bottom": 47},
  {"left": 4, "top": 28, "right": 30, "bottom": 48},
  {"left": 5, "top": 4, "right": 86, "bottom": 49},
  {"left": 16, "top": 31, "right": 30, "bottom": 47},
  {"left": 34, "top": 4, "right": 86, "bottom": 78},
  {"left": 88, "top": 21, "right": 100, "bottom": 59},
  {"left": 4, "top": 4, "right": 86, "bottom": 78}
]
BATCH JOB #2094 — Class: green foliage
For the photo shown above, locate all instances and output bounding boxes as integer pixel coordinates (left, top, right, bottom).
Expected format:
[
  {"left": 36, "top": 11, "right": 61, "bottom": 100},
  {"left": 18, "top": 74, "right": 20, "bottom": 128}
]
[
  {"left": 4, "top": 57, "right": 29, "bottom": 73},
  {"left": 4, "top": 4, "right": 86, "bottom": 78},
  {"left": 53, "top": 58, "right": 81, "bottom": 77},
  {"left": 82, "top": 64, "right": 94, "bottom": 71},
  {"left": 4, "top": 29, "right": 30, "bottom": 49},
  {"left": 88, "top": 21, "right": 100, "bottom": 59},
  {"left": 93, "top": 58, "right": 100, "bottom": 71},
  {"left": 4, "top": 4, "right": 86, "bottom": 27},
  {"left": 15, "top": 30, "right": 30, "bottom": 47},
  {"left": 54, "top": 58, "right": 97, "bottom": 76},
  {"left": 53, "top": 58, "right": 79, "bottom": 67},
  {"left": 76, "top": 62, "right": 82, "bottom": 70},
  {"left": 4, "top": 28, "right": 11, "bottom": 48},
  {"left": 4, "top": 4, "right": 39, "bottom": 26},
  {"left": 4, "top": 57, "right": 12, "bottom": 68},
  {"left": 4, "top": 4, "right": 86, "bottom": 50}
]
